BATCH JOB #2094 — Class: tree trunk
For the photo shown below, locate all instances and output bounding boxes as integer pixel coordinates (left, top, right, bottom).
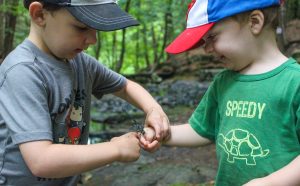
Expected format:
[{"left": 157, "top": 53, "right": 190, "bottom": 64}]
[
  {"left": 277, "top": 2, "right": 287, "bottom": 51},
  {"left": 134, "top": 0, "right": 141, "bottom": 72},
  {"left": 134, "top": 26, "right": 140, "bottom": 72},
  {"left": 115, "top": 29, "right": 126, "bottom": 72},
  {"left": 111, "top": 32, "right": 117, "bottom": 69},
  {"left": 115, "top": 0, "right": 131, "bottom": 73},
  {"left": 158, "top": 0, "right": 173, "bottom": 64},
  {"left": 94, "top": 31, "right": 102, "bottom": 60},
  {"left": 286, "top": 0, "right": 300, "bottom": 20},
  {"left": 150, "top": 23, "right": 158, "bottom": 72},
  {"left": 1, "top": 0, "right": 19, "bottom": 63},
  {"left": 142, "top": 24, "right": 150, "bottom": 68}
]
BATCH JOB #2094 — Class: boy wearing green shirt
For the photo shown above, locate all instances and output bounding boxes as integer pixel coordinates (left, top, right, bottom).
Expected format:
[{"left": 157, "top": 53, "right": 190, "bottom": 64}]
[
  {"left": 141, "top": 0, "right": 300, "bottom": 185},
  {"left": 0, "top": 0, "right": 169, "bottom": 185}
]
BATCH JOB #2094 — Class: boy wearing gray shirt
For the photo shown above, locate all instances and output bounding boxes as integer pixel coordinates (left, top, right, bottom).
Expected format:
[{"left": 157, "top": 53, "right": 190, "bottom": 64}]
[{"left": 0, "top": 0, "right": 169, "bottom": 185}]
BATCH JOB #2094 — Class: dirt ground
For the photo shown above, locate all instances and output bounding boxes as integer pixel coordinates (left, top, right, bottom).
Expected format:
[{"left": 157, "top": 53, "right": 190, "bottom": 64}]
[
  {"left": 83, "top": 145, "right": 217, "bottom": 186},
  {"left": 82, "top": 106, "right": 218, "bottom": 186}
]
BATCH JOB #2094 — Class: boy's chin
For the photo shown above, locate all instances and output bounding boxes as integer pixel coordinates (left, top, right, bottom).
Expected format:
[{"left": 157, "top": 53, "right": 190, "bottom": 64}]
[
  {"left": 54, "top": 55, "right": 76, "bottom": 61},
  {"left": 220, "top": 62, "right": 231, "bottom": 70},
  {"left": 62, "top": 53, "right": 78, "bottom": 60}
]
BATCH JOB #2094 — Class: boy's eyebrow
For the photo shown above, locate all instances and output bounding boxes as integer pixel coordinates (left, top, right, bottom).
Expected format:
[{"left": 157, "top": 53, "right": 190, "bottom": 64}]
[
  {"left": 71, "top": 19, "right": 88, "bottom": 27},
  {"left": 74, "top": 22, "right": 88, "bottom": 27},
  {"left": 67, "top": 11, "right": 87, "bottom": 27},
  {"left": 203, "top": 30, "right": 214, "bottom": 38}
]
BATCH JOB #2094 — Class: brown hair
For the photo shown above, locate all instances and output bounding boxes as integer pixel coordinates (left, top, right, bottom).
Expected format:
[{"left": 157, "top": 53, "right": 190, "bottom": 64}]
[
  {"left": 232, "top": 6, "right": 279, "bottom": 30},
  {"left": 23, "top": 0, "right": 61, "bottom": 11}
]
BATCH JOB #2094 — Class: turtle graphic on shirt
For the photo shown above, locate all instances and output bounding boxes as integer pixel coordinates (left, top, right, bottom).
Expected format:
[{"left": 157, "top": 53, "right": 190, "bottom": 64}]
[{"left": 218, "top": 128, "right": 270, "bottom": 166}]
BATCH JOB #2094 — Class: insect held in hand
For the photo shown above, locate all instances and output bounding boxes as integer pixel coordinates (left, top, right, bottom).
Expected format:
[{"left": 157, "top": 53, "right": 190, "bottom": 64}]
[{"left": 129, "top": 119, "right": 145, "bottom": 135}]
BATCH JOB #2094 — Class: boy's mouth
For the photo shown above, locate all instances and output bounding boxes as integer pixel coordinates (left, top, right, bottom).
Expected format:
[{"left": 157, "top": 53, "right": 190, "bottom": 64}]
[
  {"left": 215, "top": 55, "right": 226, "bottom": 62},
  {"left": 220, "top": 56, "right": 226, "bottom": 61},
  {"left": 75, "top": 49, "right": 83, "bottom": 53}
]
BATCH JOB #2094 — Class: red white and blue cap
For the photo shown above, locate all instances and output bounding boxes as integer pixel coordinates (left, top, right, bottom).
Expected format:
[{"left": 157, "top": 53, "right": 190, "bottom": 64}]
[
  {"left": 41, "top": 0, "right": 139, "bottom": 31},
  {"left": 165, "top": 0, "right": 281, "bottom": 54}
]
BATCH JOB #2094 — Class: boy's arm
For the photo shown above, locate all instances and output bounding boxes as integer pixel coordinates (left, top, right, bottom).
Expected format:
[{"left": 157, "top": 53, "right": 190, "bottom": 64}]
[
  {"left": 113, "top": 79, "right": 170, "bottom": 141},
  {"left": 244, "top": 155, "right": 300, "bottom": 186},
  {"left": 19, "top": 132, "right": 140, "bottom": 178},
  {"left": 164, "top": 124, "right": 212, "bottom": 147},
  {"left": 141, "top": 124, "right": 211, "bottom": 152}
]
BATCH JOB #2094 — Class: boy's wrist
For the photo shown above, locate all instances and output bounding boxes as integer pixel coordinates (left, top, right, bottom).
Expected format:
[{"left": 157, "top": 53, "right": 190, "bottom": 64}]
[
  {"left": 145, "top": 106, "right": 164, "bottom": 116},
  {"left": 145, "top": 106, "right": 168, "bottom": 126},
  {"left": 142, "top": 126, "right": 167, "bottom": 144},
  {"left": 160, "top": 137, "right": 170, "bottom": 146},
  {"left": 109, "top": 141, "right": 122, "bottom": 162}
]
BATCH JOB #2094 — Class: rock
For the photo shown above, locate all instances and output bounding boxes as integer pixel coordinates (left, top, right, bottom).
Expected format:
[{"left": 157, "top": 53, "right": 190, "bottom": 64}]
[{"left": 285, "top": 19, "right": 300, "bottom": 43}]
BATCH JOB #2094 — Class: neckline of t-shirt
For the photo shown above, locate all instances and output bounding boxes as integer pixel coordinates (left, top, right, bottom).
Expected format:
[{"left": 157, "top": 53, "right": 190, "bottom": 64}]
[
  {"left": 231, "top": 58, "right": 296, "bottom": 82},
  {"left": 24, "top": 39, "right": 73, "bottom": 71}
]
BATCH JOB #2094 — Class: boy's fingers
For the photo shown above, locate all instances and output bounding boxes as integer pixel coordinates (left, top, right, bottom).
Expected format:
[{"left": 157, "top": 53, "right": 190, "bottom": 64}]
[
  {"left": 145, "top": 123, "right": 162, "bottom": 139},
  {"left": 151, "top": 117, "right": 169, "bottom": 141},
  {"left": 151, "top": 124, "right": 162, "bottom": 140},
  {"left": 139, "top": 135, "right": 149, "bottom": 146},
  {"left": 143, "top": 127, "right": 155, "bottom": 141},
  {"left": 126, "top": 132, "right": 139, "bottom": 140},
  {"left": 147, "top": 140, "right": 159, "bottom": 148},
  {"left": 162, "top": 116, "right": 170, "bottom": 141},
  {"left": 145, "top": 140, "right": 160, "bottom": 152}
]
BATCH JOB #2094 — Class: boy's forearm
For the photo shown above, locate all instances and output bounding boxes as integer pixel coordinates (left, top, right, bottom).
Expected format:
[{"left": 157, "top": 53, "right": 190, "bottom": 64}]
[
  {"left": 20, "top": 141, "right": 121, "bottom": 178},
  {"left": 114, "top": 79, "right": 163, "bottom": 113},
  {"left": 262, "top": 155, "right": 300, "bottom": 185},
  {"left": 164, "top": 124, "right": 211, "bottom": 147}
]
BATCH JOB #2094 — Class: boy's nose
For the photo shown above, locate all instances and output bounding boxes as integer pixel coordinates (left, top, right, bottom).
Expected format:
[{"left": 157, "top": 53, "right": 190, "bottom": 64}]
[{"left": 85, "top": 29, "right": 97, "bottom": 45}]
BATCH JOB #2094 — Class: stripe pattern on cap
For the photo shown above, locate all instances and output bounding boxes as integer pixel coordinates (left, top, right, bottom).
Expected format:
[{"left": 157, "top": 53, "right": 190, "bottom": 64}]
[
  {"left": 70, "top": 0, "right": 117, "bottom": 6},
  {"left": 186, "top": 0, "right": 281, "bottom": 29},
  {"left": 187, "top": 0, "right": 208, "bottom": 28},
  {"left": 75, "top": 6, "right": 134, "bottom": 25}
]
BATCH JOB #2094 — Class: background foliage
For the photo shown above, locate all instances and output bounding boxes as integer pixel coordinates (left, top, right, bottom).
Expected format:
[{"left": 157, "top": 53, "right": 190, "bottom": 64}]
[{"left": 0, "top": 0, "right": 299, "bottom": 74}]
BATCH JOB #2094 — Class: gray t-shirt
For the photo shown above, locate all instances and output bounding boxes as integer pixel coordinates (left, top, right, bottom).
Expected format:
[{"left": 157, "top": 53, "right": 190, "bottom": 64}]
[{"left": 0, "top": 39, "right": 126, "bottom": 186}]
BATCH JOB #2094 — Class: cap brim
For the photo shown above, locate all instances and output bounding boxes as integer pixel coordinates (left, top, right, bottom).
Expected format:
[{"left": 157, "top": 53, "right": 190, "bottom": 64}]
[
  {"left": 165, "top": 23, "right": 214, "bottom": 54},
  {"left": 66, "top": 3, "right": 139, "bottom": 31}
]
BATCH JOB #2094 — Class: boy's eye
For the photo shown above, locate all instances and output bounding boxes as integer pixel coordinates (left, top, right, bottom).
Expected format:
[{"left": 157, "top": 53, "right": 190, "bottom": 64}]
[
  {"left": 75, "top": 25, "right": 89, "bottom": 31},
  {"left": 207, "top": 34, "right": 217, "bottom": 41},
  {"left": 203, "top": 34, "right": 217, "bottom": 45}
]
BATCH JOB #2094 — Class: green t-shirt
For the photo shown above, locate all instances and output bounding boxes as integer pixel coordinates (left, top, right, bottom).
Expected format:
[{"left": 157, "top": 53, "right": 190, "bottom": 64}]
[{"left": 190, "top": 58, "right": 300, "bottom": 186}]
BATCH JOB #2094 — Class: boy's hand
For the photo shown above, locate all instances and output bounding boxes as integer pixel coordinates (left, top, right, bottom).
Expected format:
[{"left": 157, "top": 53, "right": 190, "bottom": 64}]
[
  {"left": 139, "top": 127, "right": 161, "bottom": 152},
  {"left": 145, "top": 108, "right": 170, "bottom": 141},
  {"left": 143, "top": 127, "right": 156, "bottom": 141},
  {"left": 110, "top": 132, "right": 141, "bottom": 162}
]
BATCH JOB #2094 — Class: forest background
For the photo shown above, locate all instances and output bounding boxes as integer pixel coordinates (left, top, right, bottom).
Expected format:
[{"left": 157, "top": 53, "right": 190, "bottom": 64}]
[{"left": 1, "top": 0, "right": 300, "bottom": 74}]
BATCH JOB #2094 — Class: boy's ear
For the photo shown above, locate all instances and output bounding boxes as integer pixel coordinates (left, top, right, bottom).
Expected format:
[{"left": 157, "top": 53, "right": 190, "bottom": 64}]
[
  {"left": 248, "top": 10, "right": 265, "bottom": 35},
  {"left": 29, "top": 2, "right": 47, "bottom": 27}
]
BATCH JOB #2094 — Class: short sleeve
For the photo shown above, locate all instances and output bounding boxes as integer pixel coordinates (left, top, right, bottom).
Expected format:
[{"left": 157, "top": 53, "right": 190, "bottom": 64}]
[
  {"left": 0, "top": 64, "right": 53, "bottom": 144},
  {"left": 81, "top": 53, "right": 126, "bottom": 98},
  {"left": 189, "top": 82, "right": 219, "bottom": 141}
]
